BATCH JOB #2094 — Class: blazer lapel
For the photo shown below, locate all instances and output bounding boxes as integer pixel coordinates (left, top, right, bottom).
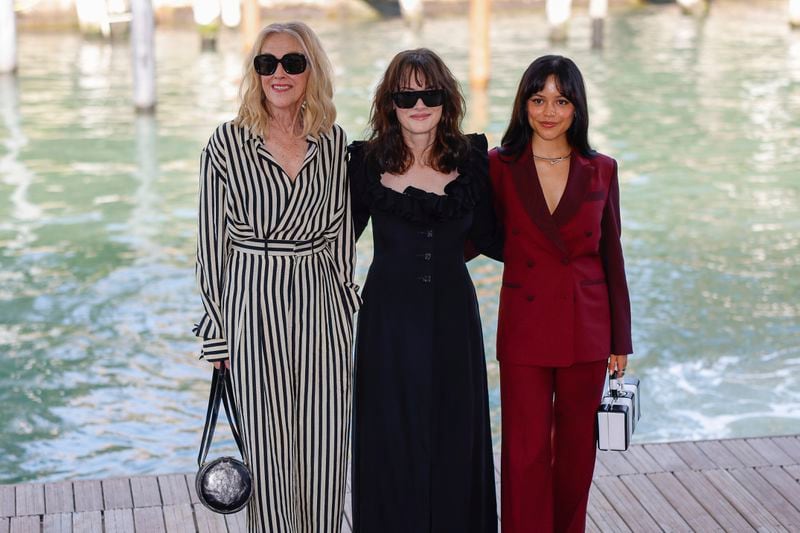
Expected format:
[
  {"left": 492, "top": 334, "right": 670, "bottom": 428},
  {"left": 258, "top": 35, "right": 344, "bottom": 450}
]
[
  {"left": 510, "top": 148, "right": 569, "bottom": 257},
  {"left": 552, "top": 153, "right": 593, "bottom": 228}
]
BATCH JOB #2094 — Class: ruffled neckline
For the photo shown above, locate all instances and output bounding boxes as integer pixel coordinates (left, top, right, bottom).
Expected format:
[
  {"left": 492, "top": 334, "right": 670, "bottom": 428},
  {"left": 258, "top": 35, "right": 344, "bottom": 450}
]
[{"left": 349, "top": 134, "right": 487, "bottom": 224}]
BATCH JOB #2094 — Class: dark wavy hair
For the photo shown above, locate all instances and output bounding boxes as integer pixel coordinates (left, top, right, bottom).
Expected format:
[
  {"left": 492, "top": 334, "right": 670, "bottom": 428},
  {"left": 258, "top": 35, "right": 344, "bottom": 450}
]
[
  {"left": 366, "top": 48, "right": 469, "bottom": 174},
  {"left": 500, "top": 55, "right": 593, "bottom": 159}
]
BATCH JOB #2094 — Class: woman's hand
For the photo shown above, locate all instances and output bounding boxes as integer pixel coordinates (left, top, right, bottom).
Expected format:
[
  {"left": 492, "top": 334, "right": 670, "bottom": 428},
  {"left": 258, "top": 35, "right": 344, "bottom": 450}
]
[
  {"left": 607, "top": 354, "right": 628, "bottom": 376},
  {"left": 213, "top": 359, "right": 231, "bottom": 370}
]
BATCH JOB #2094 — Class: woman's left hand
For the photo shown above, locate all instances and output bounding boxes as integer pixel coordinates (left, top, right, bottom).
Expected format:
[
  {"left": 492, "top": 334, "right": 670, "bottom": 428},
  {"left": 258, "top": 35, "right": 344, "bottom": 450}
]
[{"left": 608, "top": 354, "right": 628, "bottom": 376}]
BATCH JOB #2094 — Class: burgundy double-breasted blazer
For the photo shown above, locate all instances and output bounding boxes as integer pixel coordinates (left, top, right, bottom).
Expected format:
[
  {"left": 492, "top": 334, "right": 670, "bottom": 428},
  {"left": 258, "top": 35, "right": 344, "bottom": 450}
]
[{"left": 489, "top": 146, "right": 633, "bottom": 367}]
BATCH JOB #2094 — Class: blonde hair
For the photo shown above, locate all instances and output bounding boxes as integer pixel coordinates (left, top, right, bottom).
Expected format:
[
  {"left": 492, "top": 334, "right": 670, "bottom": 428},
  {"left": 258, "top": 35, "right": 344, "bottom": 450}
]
[{"left": 235, "top": 22, "right": 336, "bottom": 139}]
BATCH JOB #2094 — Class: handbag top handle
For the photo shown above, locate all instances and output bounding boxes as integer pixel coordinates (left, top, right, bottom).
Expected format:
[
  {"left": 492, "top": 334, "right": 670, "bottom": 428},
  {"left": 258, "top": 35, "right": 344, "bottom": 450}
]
[{"left": 197, "top": 365, "right": 247, "bottom": 467}]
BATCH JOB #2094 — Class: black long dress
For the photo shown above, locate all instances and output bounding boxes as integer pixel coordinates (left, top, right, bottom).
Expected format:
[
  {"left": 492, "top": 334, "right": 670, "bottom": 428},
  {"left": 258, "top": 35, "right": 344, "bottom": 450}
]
[{"left": 348, "top": 134, "right": 500, "bottom": 533}]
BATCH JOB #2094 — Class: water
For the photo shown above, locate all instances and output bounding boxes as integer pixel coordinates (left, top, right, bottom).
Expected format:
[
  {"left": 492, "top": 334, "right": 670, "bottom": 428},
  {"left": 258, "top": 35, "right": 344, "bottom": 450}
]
[{"left": 1, "top": 2, "right": 799, "bottom": 484}]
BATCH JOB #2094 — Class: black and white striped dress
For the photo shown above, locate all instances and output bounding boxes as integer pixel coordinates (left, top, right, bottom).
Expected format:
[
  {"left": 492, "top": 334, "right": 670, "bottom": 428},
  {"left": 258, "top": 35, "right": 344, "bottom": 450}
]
[{"left": 194, "top": 121, "right": 359, "bottom": 532}]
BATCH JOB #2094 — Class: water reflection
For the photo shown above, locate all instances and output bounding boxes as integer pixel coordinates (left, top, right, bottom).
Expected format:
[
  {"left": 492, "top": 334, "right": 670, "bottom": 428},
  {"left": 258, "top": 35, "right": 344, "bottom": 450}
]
[{"left": 1, "top": 3, "right": 799, "bottom": 484}]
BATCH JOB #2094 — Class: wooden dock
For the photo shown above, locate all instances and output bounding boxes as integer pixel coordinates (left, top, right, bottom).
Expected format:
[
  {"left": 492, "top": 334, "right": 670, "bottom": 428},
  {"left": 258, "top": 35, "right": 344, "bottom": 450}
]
[{"left": 2, "top": 435, "right": 800, "bottom": 532}]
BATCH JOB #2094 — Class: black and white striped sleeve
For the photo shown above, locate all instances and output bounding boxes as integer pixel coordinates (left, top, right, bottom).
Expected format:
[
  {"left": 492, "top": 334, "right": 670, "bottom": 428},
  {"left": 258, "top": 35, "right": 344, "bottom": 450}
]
[
  {"left": 193, "top": 129, "right": 231, "bottom": 361},
  {"left": 327, "top": 126, "right": 361, "bottom": 313}
]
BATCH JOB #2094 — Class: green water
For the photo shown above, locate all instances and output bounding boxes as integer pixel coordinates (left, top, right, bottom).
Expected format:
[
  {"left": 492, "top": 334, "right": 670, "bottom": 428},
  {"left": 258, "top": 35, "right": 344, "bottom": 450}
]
[{"left": 1, "top": 2, "right": 799, "bottom": 483}]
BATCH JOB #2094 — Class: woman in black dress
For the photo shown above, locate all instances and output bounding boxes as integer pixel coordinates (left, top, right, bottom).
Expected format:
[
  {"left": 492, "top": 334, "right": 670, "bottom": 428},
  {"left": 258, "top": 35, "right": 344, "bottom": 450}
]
[{"left": 348, "top": 48, "right": 500, "bottom": 533}]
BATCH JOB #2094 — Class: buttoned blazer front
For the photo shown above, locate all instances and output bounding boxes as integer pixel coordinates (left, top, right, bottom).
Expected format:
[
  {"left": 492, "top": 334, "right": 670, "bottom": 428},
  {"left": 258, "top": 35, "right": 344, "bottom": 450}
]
[{"left": 489, "top": 146, "right": 633, "bottom": 367}]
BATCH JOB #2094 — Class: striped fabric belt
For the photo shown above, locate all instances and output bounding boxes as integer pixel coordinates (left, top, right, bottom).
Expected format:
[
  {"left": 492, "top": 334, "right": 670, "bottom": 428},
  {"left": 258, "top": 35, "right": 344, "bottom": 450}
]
[{"left": 231, "top": 237, "right": 328, "bottom": 257}]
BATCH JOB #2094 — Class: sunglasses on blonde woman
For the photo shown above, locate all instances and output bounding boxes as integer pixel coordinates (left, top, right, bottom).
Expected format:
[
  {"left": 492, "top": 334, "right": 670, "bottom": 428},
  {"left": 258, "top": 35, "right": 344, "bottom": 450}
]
[
  {"left": 253, "top": 53, "right": 308, "bottom": 76},
  {"left": 391, "top": 89, "right": 445, "bottom": 109}
]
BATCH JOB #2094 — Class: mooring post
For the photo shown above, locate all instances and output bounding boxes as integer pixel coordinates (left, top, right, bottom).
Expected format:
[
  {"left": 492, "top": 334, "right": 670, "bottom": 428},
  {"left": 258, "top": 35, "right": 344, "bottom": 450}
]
[
  {"left": 590, "top": 0, "right": 607, "bottom": 49},
  {"left": 791, "top": 0, "right": 800, "bottom": 29},
  {"left": 193, "top": 0, "right": 220, "bottom": 51},
  {"left": 131, "top": 0, "right": 156, "bottom": 113},
  {"left": 677, "top": 0, "right": 709, "bottom": 16},
  {"left": 0, "top": 0, "right": 17, "bottom": 74},
  {"left": 546, "top": 0, "right": 572, "bottom": 43},
  {"left": 469, "top": 0, "right": 490, "bottom": 91},
  {"left": 221, "top": 0, "right": 241, "bottom": 28},
  {"left": 241, "top": 0, "right": 260, "bottom": 52}
]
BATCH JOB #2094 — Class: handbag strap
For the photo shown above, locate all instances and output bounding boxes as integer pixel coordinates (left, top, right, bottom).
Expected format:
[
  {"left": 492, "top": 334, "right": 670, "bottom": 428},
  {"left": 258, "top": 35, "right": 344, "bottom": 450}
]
[{"left": 197, "top": 365, "right": 247, "bottom": 467}]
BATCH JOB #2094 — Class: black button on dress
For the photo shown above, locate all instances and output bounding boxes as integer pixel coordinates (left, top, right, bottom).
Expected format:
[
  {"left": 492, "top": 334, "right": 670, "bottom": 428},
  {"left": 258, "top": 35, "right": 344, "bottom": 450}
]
[{"left": 347, "top": 134, "right": 501, "bottom": 533}]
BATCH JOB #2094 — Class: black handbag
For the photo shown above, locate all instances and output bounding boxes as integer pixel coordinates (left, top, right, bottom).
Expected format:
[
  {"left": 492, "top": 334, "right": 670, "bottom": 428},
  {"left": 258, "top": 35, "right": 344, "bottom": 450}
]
[{"left": 195, "top": 364, "right": 253, "bottom": 514}]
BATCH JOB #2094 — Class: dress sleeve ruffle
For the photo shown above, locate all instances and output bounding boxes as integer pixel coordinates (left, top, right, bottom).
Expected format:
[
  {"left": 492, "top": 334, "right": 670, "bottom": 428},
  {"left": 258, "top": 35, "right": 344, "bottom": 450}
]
[{"left": 349, "top": 134, "right": 488, "bottom": 225}]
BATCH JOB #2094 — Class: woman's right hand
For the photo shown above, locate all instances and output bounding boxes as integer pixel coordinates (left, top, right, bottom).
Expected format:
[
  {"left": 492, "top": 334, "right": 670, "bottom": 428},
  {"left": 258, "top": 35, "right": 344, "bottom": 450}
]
[{"left": 213, "top": 359, "right": 230, "bottom": 370}]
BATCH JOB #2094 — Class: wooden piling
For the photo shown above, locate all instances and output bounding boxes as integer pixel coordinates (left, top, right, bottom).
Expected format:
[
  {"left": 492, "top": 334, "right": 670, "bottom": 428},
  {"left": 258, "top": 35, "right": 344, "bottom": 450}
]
[
  {"left": 791, "top": 0, "right": 800, "bottom": 29},
  {"left": 677, "top": 0, "right": 709, "bottom": 16},
  {"left": 399, "top": 0, "right": 424, "bottom": 28},
  {"left": 469, "top": 0, "right": 490, "bottom": 91},
  {"left": 131, "top": 0, "right": 156, "bottom": 112},
  {"left": 546, "top": 0, "right": 572, "bottom": 43},
  {"left": 241, "top": 0, "right": 260, "bottom": 52},
  {"left": 590, "top": 0, "right": 607, "bottom": 49},
  {"left": 0, "top": 0, "right": 17, "bottom": 74}
]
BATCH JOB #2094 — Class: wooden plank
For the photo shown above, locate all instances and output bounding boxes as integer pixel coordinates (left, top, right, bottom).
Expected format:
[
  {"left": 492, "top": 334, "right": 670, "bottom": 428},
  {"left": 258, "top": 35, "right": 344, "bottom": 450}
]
[
  {"left": 0, "top": 517, "right": 8, "bottom": 533},
  {"left": 720, "top": 439, "right": 770, "bottom": 467},
  {"left": 647, "top": 472, "right": 721, "bottom": 532},
  {"left": 15, "top": 484, "right": 44, "bottom": 516},
  {"left": 669, "top": 441, "right": 717, "bottom": 470},
  {"left": 102, "top": 479, "right": 133, "bottom": 510},
  {"left": 757, "top": 466, "right": 800, "bottom": 509},
  {"left": 773, "top": 436, "right": 800, "bottom": 463},
  {"left": 72, "top": 481, "right": 102, "bottom": 513},
  {"left": 622, "top": 446, "right": 663, "bottom": 474},
  {"left": 729, "top": 467, "right": 800, "bottom": 527},
  {"left": 674, "top": 470, "right": 754, "bottom": 531},
  {"left": 704, "top": 469, "right": 786, "bottom": 530},
  {"left": 592, "top": 454, "right": 610, "bottom": 477},
  {"left": 595, "top": 450, "right": 637, "bottom": 476},
  {"left": 225, "top": 509, "right": 246, "bottom": 533},
  {"left": 593, "top": 476, "right": 660, "bottom": 531},
  {"left": 584, "top": 512, "right": 601, "bottom": 533},
  {"left": 72, "top": 511, "right": 102, "bottom": 533},
  {"left": 784, "top": 464, "right": 800, "bottom": 480},
  {"left": 158, "top": 476, "right": 190, "bottom": 507},
  {"left": 746, "top": 437, "right": 795, "bottom": 466},
  {"left": 161, "top": 504, "right": 195, "bottom": 533},
  {"left": 193, "top": 504, "right": 228, "bottom": 533},
  {"left": 44, "top": 482, "right": 74, "bottom": 514},
  {"left": 133, "top": 507, "right": 166, "bottom": 532},
  {"left": 183, "top": 475, "right": 200, "bottom": 506},
  {"left": 586, "top": 482, "right": 631, "bottom": 532},
  {"left": 130, "top": 477, "right": 161, "bottom": 508},
  {"left": 643, "top": 443, "right": 690, "bottom": 472},
  {"left": 9, "top": 516, "right": 39, "bottom": 533},
  {"left": 0, "top": 486, "right": 14, "bottom": 517},
  {"left": 104, "top": 509, "right": 134, "bottom": 533},
  {"left": 694, "top": 440, "right": 745, "bottom": 469},
  {"left": 42, "top": 513, "right": 72, "bottom": 533},
  {"left": 620, "top": 473, "right": 691, "bottom": 531}
]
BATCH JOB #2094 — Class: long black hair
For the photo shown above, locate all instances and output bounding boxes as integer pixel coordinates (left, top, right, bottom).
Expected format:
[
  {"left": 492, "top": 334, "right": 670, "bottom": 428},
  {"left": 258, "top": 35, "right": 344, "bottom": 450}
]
[{"left": 500, "top": 55, "right": 593, "bottom": 159}]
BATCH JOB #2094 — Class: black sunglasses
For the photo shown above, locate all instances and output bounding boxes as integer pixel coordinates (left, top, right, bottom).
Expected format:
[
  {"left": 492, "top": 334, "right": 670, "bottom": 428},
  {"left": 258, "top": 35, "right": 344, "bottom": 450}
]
[
  {"left": 391, "top": 89, "right": 445, "bottom": 109},
  {"left": 253, "top": 53, "right": 308, "bottom": 76}
]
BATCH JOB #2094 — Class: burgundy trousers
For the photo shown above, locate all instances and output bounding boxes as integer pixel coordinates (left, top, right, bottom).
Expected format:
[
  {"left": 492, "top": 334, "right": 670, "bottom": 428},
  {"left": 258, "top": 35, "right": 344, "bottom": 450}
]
[{"left": 500, "top": 360, "right": 607, "bottom": 533}]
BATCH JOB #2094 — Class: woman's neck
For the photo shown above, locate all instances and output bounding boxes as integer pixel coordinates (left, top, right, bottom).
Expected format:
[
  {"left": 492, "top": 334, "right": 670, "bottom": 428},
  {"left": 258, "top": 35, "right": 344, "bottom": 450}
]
[
  {"left": 268, "top": 104, "right": 304, "bottom": 139},
  {"left": 402, "top": 130, "right": 436, "bottom": 167},
  {"left": 531, "top": 136, "right": 571, "bottom": 159}
]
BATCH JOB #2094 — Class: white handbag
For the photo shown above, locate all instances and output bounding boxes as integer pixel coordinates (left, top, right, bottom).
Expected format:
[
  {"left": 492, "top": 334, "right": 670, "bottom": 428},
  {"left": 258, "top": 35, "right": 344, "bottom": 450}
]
[{"left": 596, "top": 373, "right": 640, "bottom": 451}]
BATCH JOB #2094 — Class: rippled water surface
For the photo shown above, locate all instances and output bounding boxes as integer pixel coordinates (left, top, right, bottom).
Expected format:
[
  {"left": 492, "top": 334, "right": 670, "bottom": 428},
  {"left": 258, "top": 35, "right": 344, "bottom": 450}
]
[{"left": 1, "top": 2, "right": 799, "bottom": 483}]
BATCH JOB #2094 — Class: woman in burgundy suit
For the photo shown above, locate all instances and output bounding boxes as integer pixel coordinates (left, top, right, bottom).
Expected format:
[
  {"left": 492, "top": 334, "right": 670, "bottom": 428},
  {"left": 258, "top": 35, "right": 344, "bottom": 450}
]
[{"left": 489, "top": 55, "right": 633, "bottom": 533}]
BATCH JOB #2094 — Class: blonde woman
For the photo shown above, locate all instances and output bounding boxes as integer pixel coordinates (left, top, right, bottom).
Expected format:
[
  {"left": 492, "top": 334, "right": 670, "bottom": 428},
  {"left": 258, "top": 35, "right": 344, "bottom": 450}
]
[{"left": 193, "top": 22, "right": 359, "bottom": 532}]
